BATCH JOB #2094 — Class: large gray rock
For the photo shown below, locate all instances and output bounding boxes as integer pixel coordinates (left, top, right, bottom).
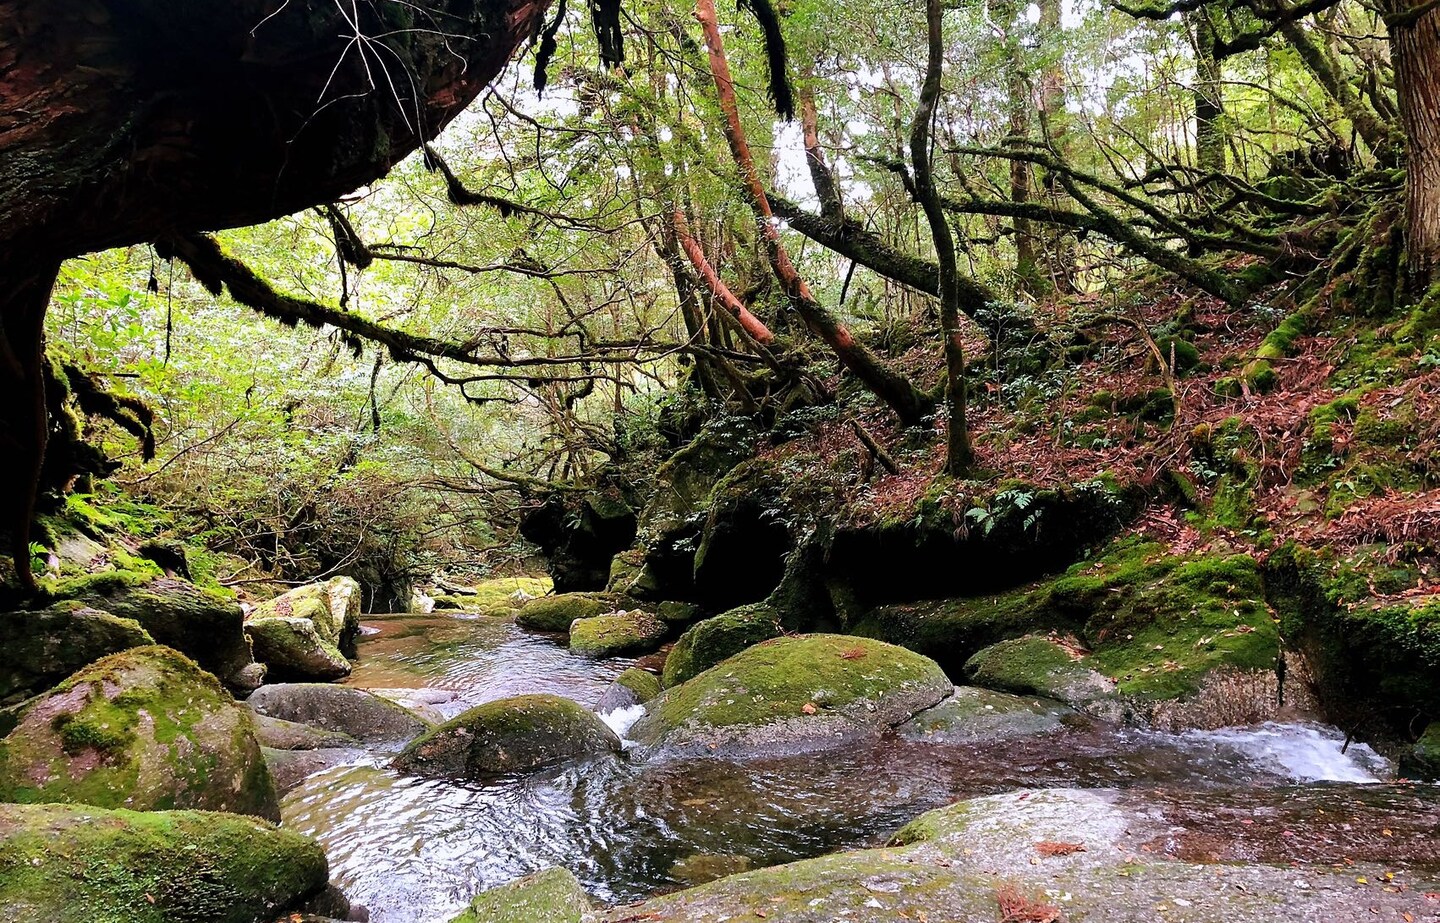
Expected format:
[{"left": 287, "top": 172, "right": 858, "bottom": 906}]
[
  {"left": 0, "top": 601, "right": 153, "bottom": 706},
  {"left": 0, "top": 645, "right": 279, "bottom": 820},
  {"left": 591, "top": 787, "right": 1440, "bottom": 922},
  {"left": 630, "top": 635, "right": 953, "bottom": 761},
  {"left": 246, "top": 683, "right": 430, "bottom": 745},
  {"left": 0, "top": 801, "right": 328, "bottom": 923},
  {"left": 393, "top": 693, "right": 621, "bottom": 779}
]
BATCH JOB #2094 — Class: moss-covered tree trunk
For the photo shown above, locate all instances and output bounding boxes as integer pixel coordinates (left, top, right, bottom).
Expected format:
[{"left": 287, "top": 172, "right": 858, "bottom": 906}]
[{"left": 0, "top": 0, "right": 550, "bottom": 586}]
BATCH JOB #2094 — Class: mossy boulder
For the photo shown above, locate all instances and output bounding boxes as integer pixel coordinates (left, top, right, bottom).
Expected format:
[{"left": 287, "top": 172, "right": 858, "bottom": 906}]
[
  {"left": 250, "top": 576, "right": 362, "bottom": 657},
  {"left": 569, "top": 610, "right": 668, "bottom": 657},
  {"left": 516, "top": 593, "right": 617, "bottom": 632},
  {"left": 244, "top": 616, "right": 351, "bottom": 682},
  {"left": 0, "top": 802, "right": 328, "bottom": 923},
  {"left": 661, "top": 603, "right": 783, "bottom": 688},
  {"left": 393, "top": 693, "right": 621, "bottom": 779},
  {"left": 1401, "top": 723, "right": 1440, "bottom": 780},
  {"left": 449, "top": 867, "right": 591, "bottom": 923},
  {"left": 52, "top": 573, "right": 259, "bottom": 693},
  {"left": 630, "top": 635, "right": 952, "bottom": 761},
  {"left": 0, "top": 646, "right": 279, "bottom": 820},
  {"left": 963, "top": 635, "right": 1124, "bottom": 722},
  {"left": 246, "top": 683, "right": 431, "bottom": 745},
  {"left": 0, "top": 601, "right": 153, "bottom": 706},
  {"left": 606, "top": 548, "right": 646, "bottom": 593},
  {"left": 1266, "top": 542, "right": 1440, "bottom": 733},
  {"left": 897, "top": 685, "right": 1083, "bottom": 744},
  {"left": 596, "top": 667, "right": 663, "bottom": 713}
]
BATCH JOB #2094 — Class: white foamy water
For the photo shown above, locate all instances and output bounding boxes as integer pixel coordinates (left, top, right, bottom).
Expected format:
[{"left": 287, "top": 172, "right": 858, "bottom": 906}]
[
  {"left": 599, "top": 703, "right": 648, "bottom": 742},
  {"left": 1178, "top": 722, "right": 1391, "bottom": 783}
]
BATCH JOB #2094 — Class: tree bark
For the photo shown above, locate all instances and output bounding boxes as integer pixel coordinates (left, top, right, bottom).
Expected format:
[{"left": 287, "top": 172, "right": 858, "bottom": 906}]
[
  {"left": 912, "top": 0, "right": 974, "bottom": 473},
  {"left": 0, "top": 259, "right": 59, "bottom": 594},
  {"left": 673, "top": 212, "right": 777, "bottom": 344},
  {"left": 693, "top": 0, "right": 932, "bottom": 427},
  {"left": 1387, "top": 0, "right": 1440, "bottom": 282},
  {"left": 1191, "top": 10, "right": 1228, "bottom": 174}
]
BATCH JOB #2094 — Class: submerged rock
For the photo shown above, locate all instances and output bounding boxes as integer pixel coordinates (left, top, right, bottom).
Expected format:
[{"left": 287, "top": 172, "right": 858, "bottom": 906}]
[
  {"left": 393, "top": 693, "right": 621, "bottom": 779},
  {"left": 569, "top": 610, "right": 667, "bottom": 657},
  {"left": 964, "top": 635, "right": 1126, "bottom": 722},
  {"left": 596, "top": 667, "right": 663, "bottom": 713},
  {"left": 246, "top": 683, "right": 430, "bottom": 745},
  {"left": 630, "top": 635, "right": 952, "bottom": 761},
  {"left": 590, "top": 787, "right": 1440, "bottom": 922},
  {"left": 898, "top": 685, "right": 1086, "bottom": 743},
  {"left": 55, "top": 573, "right": 259, "bottom": 693},
  {"left": 449, "top": 867, "right": 590, "bottom": 923},
  {"left": 0, "top": 601, "right": 153, "bottom": 706},
  {"left": 0, "top": 801, "right": 328, "bottom": 923},
  {"left": 251, "top": 576, "right": 363, "bottom": 657},
  {"left": 661, "top": 603, "right": 783, "bottom": 687},
  {"left": 0, "top": 645, "right": 279, "bottom": 820},
  {"left": 245, "top": 615, "right": 352, "bottom": 682},
  {"left": 515, "top": 593, "right": 616, "bottom": 632},
  {"left": 262, "top": 746, "right": 365, "bottom": 796}
]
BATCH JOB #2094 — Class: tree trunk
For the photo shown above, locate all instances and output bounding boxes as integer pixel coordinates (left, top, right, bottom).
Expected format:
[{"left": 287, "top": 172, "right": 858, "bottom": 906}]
[
  {"left": 693, "top": 0, "right": 932, "bottom": 427},
  {"left": 1037, "top": 0, "right": 1078, "bottom": 294},
  {"left": 0, "top": 260, "right": 59, "bottom": 594},
  {"left": 1191, "top": 10, "right": 1227, "bottom": 174},
  {"left": 912, "top": 0, "right": 974, "bottom": 473},
  {"left": 1388, "top": 0, "right": 1440, "bottom": 283}
]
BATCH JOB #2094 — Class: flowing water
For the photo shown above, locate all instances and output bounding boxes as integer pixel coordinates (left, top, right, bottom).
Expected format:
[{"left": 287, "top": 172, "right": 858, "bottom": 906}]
[{"left": 281, "top": 613, "right": 1431, "bottom": 923}]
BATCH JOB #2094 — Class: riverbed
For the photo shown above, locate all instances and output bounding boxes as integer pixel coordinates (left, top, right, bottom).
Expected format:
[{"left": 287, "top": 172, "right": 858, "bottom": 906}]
[{"left": 280, "top": 612, "right": 1432, "bottom": 923}]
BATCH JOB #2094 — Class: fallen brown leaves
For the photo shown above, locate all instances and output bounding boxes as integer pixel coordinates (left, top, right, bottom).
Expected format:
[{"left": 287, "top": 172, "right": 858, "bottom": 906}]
[
  {"left": 1034, "top": 841, "right": 1087, "bottom": 857},
  {"left": 839, "top": 645, "right": 870, "bottom": 660},
  {"left": 996, "top": 883, "right": 1062, "bottom": 922}
]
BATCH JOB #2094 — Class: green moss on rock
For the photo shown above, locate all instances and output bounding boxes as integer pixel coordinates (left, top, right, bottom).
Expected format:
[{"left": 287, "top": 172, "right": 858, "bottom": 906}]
[
  {"left": 243, "top": 617, "right": 352, "bottom": 682},
  {"left": 516, "top": 594, "right": 617, "bottom": 632},
  {"left": 0, "top": 646, "right": 279, "bottom": 820},
  {"left": 251, "top": 577, "right": 361, "bottom": 657},
  {"left": 0, "top": 602, "right": 153, "bottom": 706},
  {"left": 569, "top": 610, "right": 668, "bottom": 657},
  {"left": 963, "top": 636, "right": 1123, "bottom": 721},
  {"left": 1401, "top": 723, "right": 1440, "bottom": 780},
  {"left": 449, "top": 867, "right": 590, "bottom": 923},
  {"left": 48, "top": 575, "right": 257, "bottom": 693},
  {"left": 662, "top": 603, "right": 784, "bottom": 687},
  {"left": 394, "top": 693, "right": 620, "bottom": 779},
  {"left": 632, "top": 634, "right": 952, "bottom": 760},
  {"left": 0, "top": 802, "right": 327, "bottom": 923}
]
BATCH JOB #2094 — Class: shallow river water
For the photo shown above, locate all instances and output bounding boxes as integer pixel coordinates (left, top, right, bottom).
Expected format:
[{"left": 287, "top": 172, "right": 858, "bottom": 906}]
[{"left": 281, "top": 612, "right": 1429, "bottom": 923}]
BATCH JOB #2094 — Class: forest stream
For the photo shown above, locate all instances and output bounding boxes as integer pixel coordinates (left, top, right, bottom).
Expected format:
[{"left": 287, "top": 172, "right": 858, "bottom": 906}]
[{"left": 280, "top": 612, "right": 1436, "bottom": 923}]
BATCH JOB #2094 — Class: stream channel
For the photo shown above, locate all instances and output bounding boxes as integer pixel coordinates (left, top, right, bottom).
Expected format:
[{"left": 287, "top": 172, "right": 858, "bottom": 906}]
[{"left": 279, "top": 611, "right": 1436, "bottom": 922}]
